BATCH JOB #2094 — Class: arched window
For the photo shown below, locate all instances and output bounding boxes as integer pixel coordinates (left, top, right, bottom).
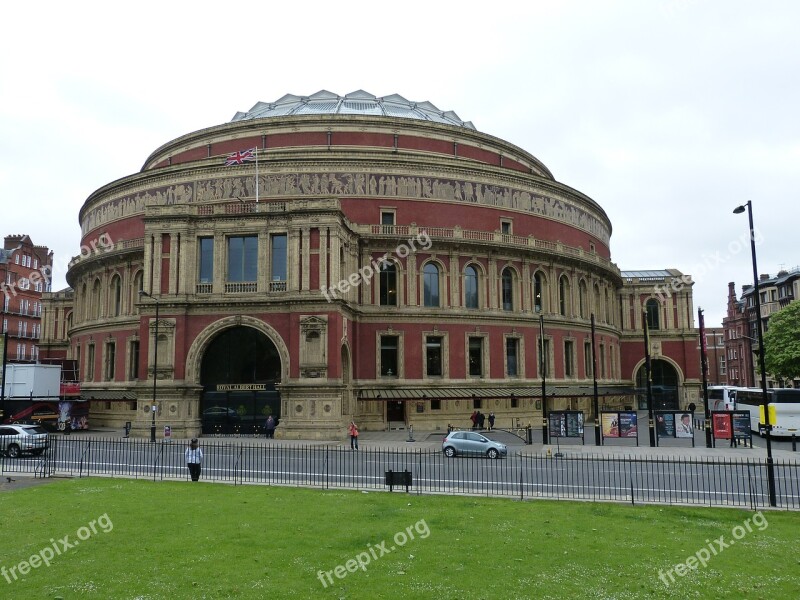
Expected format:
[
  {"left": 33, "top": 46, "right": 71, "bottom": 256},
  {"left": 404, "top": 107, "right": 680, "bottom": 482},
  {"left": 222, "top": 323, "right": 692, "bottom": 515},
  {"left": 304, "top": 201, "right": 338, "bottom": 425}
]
[
  {"left": 594, "top": 284, "right": 601, "bottom": 320},
  {"left": 132, "top": 271, "right": 144, "bottom": 314},
  {"left": 81, "top": 282, "right": 88, "bottom": 322},
  {"left": 578, "top": 280, "right": 588, "bottom": 318},
  {"left": 423, "top": 263, "right": 440, "bottom": 307},
  {"left": 464, "top": 265, "right": 479, "bottom": 309},
  {"left": 533, "top": 271, "right": 546, "bottom": 313},
  {"left": 111, "top": 274, "right": 122, "bottom": 316},
  {"left": 501, "top": 268, "right": 514, "bottom": 311},
  {"left": 559, "top": 275, "right": 571, "bottom": 317},
  {"left": 379, "top": 261, "right": 397, "bottom": 306},
  {"left": 645, "top": 298, "right": 660, "bottom": 330},
  {"left": 92, "top": 279, "right": 102, "bottom": 320}
]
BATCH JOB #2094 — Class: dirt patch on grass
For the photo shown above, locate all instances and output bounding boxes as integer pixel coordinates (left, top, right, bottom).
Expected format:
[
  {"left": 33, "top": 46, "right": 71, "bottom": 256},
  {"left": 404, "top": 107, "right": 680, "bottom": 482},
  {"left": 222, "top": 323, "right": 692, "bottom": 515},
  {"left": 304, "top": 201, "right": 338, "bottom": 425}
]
[{"left": 0, "top": 475, "right": 68, "bottom": 493}]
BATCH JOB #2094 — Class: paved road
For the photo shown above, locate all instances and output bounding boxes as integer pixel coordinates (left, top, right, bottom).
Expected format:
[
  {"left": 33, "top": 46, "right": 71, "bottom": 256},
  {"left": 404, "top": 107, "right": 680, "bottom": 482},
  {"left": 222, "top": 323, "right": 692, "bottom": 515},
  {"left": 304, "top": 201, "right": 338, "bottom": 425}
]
[{"left": 2, "top": 432, "right": 798, "bottom": 509}]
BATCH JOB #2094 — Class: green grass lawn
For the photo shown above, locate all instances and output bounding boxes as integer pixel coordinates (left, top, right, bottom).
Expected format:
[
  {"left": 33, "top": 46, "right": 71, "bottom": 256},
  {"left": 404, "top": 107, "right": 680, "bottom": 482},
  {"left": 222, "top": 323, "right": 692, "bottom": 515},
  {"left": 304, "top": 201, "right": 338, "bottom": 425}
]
[{"left": 0, "top": 478, "right": 798, "bottom": 599}]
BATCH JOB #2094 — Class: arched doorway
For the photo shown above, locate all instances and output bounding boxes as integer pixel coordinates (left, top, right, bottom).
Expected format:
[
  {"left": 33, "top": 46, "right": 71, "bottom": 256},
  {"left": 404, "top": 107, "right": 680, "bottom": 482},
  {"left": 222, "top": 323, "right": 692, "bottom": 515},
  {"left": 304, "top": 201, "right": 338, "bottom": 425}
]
[
  {"left": 635, "top": 359, "right": 680, "bottom": 410},
  {"left": 199, "top": 326, "right": 282, "bottom": 434}
]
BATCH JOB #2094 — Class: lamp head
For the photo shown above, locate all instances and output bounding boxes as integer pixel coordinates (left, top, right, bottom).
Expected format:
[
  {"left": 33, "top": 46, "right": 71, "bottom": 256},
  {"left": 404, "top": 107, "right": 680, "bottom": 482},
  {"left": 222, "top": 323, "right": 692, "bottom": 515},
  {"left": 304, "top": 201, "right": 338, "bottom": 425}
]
[{"left": 733, "top": 205, "right": 746, "bottom": 215}]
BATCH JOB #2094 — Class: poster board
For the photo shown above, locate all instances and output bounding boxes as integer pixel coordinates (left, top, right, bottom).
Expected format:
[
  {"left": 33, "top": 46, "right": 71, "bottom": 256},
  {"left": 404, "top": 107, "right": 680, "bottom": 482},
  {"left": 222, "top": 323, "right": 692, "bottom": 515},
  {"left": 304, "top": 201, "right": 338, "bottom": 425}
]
[
  {"left": 601, "top": 411, "right": 638, "bottom": 444},
  {"left": 548, "top": 411, "right": 585, "bottom": 444},
  {"left": 711, "top": 411, "right": 753, "bottom": 447},
  {"left": 655, "top": 411, "right": 695, "bottom": 446}
]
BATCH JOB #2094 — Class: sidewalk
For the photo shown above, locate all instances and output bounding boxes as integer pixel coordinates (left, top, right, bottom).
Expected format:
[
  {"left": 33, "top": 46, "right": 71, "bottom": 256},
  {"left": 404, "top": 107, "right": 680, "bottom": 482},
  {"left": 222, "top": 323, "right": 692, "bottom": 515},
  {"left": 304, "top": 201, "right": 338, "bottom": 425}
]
[{"left": 75, "top": 427, "right": 799, "bottom": 460}]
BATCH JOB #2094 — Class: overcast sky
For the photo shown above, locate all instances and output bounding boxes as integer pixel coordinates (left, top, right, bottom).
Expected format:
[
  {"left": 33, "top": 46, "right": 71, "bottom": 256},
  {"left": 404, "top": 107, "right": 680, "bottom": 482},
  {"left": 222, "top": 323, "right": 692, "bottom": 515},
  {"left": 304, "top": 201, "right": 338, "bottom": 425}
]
[{"left": 1, "top": 0, "right": 797, "bottom": 326}]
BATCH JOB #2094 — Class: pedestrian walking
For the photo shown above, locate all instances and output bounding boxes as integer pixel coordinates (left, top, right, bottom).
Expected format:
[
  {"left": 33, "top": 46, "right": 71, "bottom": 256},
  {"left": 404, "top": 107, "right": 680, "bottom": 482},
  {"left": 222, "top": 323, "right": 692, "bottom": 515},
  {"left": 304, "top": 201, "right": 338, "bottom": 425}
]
[
  {"left": 185, "top": 438, "right": 203, "bottom": 482},
  {"left": 488, "top": 411, "right": 495, "bottom": 430},
  {"left": 265, "top": 415, "right": 276, "bottom": 439},
  {"left": 348, "top": 420, "right": 359, "bottom": 450},
  {"left": 478, "top": 411, "right": 486, "bottom": 430},
  {"left": 470, "top": 411, "right": 478, "bottom": 430}
]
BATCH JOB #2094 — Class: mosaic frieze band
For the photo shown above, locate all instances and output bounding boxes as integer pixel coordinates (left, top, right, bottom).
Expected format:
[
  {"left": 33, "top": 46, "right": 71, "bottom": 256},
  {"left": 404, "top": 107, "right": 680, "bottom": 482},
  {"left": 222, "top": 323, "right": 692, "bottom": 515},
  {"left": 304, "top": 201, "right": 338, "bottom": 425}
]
[{"left": 81, "top": 171, "right": 611, "bottom": 244}]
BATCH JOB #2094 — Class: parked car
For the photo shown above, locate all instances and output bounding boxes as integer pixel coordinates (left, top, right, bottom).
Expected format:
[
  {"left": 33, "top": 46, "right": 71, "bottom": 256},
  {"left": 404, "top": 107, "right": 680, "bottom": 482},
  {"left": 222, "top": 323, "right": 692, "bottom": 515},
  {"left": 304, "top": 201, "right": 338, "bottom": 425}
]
[
  {"left": 442, "top": 431, "right": 507, "bottom": 458},
  {"left": 0, "top": 424, "right": 50, "bottom": 458}
]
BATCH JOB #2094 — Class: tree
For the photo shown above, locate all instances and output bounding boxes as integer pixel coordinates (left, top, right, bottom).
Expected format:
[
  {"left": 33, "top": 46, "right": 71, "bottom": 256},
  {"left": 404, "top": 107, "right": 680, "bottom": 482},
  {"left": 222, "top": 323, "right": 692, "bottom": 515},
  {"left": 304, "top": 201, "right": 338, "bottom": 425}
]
[{"left": 763, "top": 301, "right": 800, "bottom": 384}]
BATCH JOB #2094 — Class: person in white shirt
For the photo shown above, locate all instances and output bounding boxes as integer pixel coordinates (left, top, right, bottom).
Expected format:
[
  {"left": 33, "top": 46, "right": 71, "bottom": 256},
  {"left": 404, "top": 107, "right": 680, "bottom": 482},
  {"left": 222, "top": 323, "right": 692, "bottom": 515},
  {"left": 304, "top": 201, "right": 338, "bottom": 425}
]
[{"left": 185, "top": 438, "right": 203, "bottom": 481}]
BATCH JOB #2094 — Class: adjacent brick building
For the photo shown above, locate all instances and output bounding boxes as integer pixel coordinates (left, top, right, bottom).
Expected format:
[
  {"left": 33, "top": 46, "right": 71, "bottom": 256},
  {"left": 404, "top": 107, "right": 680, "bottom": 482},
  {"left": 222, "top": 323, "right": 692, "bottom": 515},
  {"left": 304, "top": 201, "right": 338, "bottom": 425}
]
[{"left": 1, "top": 235, "right": 53, "bottom": 364}]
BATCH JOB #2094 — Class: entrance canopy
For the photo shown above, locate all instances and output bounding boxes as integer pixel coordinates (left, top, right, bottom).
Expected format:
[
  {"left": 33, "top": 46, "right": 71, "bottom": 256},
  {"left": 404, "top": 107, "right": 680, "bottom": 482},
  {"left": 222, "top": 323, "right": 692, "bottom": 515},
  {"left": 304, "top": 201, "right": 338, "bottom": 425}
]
[{"left": 358, "top": 385, "right": 636, "bottom": 401}]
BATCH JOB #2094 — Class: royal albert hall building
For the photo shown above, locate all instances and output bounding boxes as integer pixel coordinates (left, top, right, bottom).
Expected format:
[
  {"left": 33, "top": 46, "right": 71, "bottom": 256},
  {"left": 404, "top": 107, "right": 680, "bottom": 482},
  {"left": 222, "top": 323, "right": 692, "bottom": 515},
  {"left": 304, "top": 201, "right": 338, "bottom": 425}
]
[{"left": 50, "top": 90, "right": 701, "bottom": 439}]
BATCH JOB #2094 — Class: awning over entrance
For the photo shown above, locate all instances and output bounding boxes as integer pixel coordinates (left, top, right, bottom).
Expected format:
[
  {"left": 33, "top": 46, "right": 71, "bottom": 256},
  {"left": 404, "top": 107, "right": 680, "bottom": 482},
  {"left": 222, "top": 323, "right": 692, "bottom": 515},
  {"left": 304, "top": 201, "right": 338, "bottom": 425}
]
[
  {"left": 80, "top": 390, "right": 138, "bottom": 401},
  {"left": 358, "top": 385, "right": 636, "bottom": 400}
]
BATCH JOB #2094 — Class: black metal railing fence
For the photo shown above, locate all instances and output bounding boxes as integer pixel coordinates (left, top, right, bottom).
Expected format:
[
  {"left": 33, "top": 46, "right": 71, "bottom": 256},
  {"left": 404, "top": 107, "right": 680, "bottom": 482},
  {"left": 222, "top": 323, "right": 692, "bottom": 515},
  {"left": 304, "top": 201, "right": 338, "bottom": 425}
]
[{"left": 1, "top": 436, "right": 798, "bottom": 510}]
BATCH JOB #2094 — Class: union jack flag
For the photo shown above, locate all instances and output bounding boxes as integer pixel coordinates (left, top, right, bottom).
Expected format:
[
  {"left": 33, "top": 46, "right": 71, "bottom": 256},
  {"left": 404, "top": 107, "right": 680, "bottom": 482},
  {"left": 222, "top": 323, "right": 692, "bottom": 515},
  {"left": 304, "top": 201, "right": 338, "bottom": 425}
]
[{"left": 225, "top": 147, "right": 257, "bottom": 166}]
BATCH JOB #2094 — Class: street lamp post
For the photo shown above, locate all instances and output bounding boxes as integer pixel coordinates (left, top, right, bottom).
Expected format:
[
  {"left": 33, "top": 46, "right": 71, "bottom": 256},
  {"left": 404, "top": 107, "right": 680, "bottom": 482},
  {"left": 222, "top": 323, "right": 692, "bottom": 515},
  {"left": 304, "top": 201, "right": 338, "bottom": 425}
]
[
  {"left": 698, "top": 308, "right": 713, "bottom": 448},
  {"left": 539, "top": 314, "right": 548, "bottom": 445},
  {"left": 1, "top": 255, "right": 9, "bottom": 422},
  {"left": 733, "top": 200, "right": 777, "bottom": 507},
  {"left": 643, "top": 309, "right": 656, "bottom": 447},
  {"left": 591, "top": 313, "right": 600, "bottom": 446},
  {"left": 139, "top": 290, "right": 159, "bottom": 443}
]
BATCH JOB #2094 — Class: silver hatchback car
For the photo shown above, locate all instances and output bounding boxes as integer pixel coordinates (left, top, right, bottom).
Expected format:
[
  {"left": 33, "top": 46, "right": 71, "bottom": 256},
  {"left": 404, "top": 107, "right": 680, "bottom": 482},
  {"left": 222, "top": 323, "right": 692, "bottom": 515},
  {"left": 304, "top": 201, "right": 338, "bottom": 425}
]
[
  {"left": 0, "top": 424, "right": 50, "bottom": 458},
  {"left": 442, "top": 431, "right": 507, "bottom": 459}
]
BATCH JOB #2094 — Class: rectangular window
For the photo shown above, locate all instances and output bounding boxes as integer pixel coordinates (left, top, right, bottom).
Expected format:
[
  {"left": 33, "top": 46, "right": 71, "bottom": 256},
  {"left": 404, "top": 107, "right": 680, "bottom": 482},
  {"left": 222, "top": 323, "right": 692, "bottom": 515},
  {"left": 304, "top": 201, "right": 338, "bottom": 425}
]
[
  {"left": 500, "top": 220, "right": 512, "bottom": 235},
  {"left": 719, "top": 355, "right": 727, "bottom": 375},
  {"left": 506, "top": 338, "right": 518, "bottom": 377},
  {"left": 271, "top": 234, "right": 288, "bottom": 281},
  {"left": 599, "top": 344, "right": 606, "bottom": 378},
  {"left": 473, "top": 397, "right": 482, "bottom": 410},
  {"left": 540, "top": 338, "right": 550, "bottom": 377},
  {"left": 381, "top": 211, "right": 395, "bottom": 225},
  {"left": 584, "top": 342, "right": 593, "bottom": 379},
  {"left": 105, "top": 342, "right": 116, "bottom": 381},
  {"left": 426, "top": 336, "right": 443, "bottom": 377},
  {"left": 380, "top": 336, "right": 398, "bottom": 377},
  {"left": 86, "top": 344, "right": 95, "bottom": 382},
  {"left": 610, "top": 347, "right": 616, "bottom": 379},
  {"left": 430, "top": 399, "right": 441, "bottom": 410},
  {"left": 130, "top": 340, "right": 140, "bottom": 380},
  {"left": 564, "top": 340, "right": 575, "bottom": 377},
  {"left": 468, "top": 337, "right": 483, "bottom": 377},
  {"left": 198, "top": 237, "right": 214, "bottom": 283},
  {"left": 227, "top": 236, "right": 258, "bottom": 282}
]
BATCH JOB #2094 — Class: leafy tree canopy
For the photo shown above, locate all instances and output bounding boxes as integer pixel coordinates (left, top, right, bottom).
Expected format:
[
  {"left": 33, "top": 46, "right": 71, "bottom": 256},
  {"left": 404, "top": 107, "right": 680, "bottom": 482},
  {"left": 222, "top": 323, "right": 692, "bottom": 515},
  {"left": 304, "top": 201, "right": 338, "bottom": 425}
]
[{"left": 763, "top": 301, "right": 800, "bottom": 382}]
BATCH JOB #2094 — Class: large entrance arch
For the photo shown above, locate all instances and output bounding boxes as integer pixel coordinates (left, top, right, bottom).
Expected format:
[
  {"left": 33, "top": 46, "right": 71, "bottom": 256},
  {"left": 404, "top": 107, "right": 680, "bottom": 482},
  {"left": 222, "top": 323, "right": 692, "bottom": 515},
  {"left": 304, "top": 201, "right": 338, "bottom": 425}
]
[
  {"left": 199, "top": 326, "right": 282, "bottom": 434},
  {"left": 635, "top": 359, "right": 680, "bottom": 410}
]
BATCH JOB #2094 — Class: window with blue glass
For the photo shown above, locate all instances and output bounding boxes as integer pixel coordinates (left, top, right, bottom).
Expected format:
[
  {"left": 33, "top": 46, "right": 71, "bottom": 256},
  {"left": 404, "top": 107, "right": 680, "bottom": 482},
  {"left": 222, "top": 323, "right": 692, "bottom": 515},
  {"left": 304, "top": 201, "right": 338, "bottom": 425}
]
[
  {"left": 199, "top": 237, "right": 214, "bottom": 283},
  {"left": 271, "top": 234, "right": 288, "bottom": 281},
  {"left": 227, "top": 236, "right": 258, "bottom": 282},
  {"left": 423, "top": 263, "right": 440, "bottom": 307}
]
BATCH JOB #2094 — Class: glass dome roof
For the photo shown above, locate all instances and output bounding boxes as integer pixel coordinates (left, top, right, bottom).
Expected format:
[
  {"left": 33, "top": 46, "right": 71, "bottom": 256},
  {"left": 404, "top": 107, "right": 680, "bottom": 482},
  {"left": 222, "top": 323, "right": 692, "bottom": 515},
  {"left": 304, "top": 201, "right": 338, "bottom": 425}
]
[{"left": 231, "top": 90, "right": 476, "bottom": 130}]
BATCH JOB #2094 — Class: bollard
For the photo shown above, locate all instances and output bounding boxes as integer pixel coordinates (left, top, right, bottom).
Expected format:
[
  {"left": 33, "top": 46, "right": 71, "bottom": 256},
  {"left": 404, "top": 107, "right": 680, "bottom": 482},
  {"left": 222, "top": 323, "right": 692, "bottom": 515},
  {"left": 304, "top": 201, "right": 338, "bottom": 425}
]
[{"left": 793, "top": 434, "right": 797, "bottom": 452}]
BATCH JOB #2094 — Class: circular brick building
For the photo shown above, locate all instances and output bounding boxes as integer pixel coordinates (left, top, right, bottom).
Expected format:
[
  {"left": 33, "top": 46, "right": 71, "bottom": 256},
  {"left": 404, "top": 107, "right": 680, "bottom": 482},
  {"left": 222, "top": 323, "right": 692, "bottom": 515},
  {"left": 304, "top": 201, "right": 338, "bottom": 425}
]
[{"left": 63, "top": 90, "right": 697, "bottom": 439}]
